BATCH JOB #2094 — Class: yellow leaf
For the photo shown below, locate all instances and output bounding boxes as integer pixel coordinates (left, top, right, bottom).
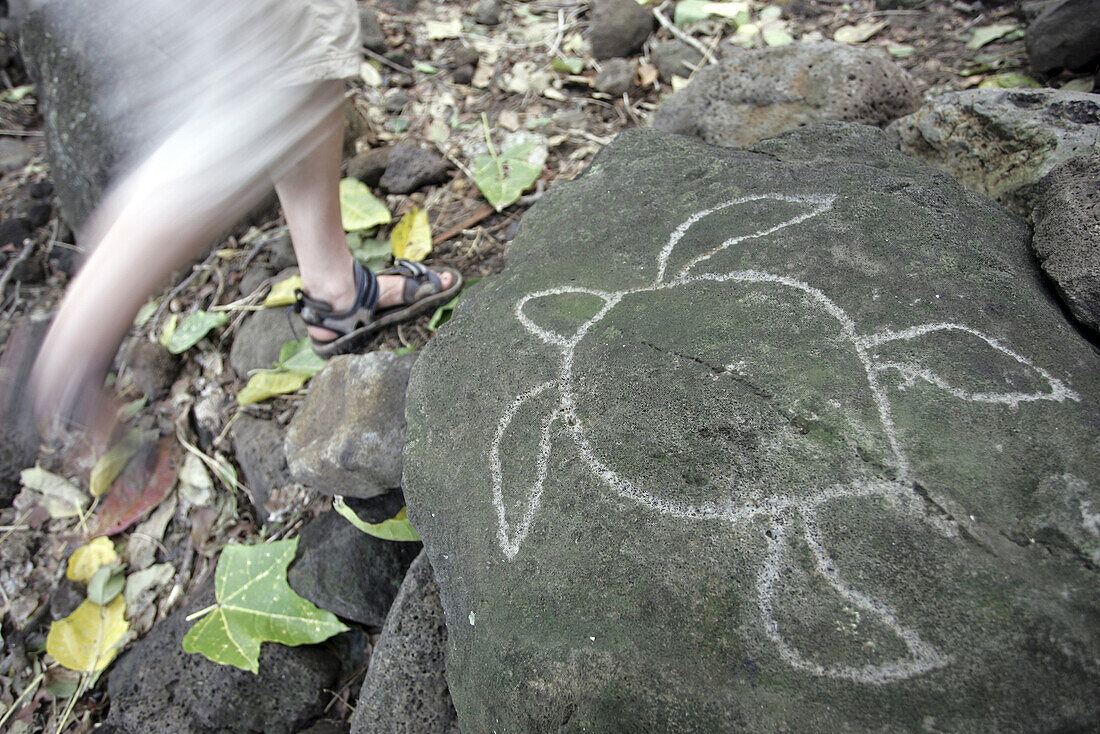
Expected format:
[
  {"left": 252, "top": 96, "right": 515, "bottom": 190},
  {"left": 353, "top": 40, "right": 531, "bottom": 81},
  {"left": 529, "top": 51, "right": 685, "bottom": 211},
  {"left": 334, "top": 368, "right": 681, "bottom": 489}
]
[
  {"left": 67, "top": 537, "right": 119, "bottom": 584},
  {"left": 236, "top": 371, "right": 309, "bottom": 406},
  {"left": 47, "top": 596, "right": 129, "bottom": 673},
  {"left": 159, "top": 314, "right": 179, "bottom": 346},
  {"left": 390, "top": 207, "right": 432, "bottom": 262},
  {"left": 90, "top": 429, "right": 146, "bottom": 497},
  {"left": 264, "top": 275, "right": 304, "bottom": 307}
]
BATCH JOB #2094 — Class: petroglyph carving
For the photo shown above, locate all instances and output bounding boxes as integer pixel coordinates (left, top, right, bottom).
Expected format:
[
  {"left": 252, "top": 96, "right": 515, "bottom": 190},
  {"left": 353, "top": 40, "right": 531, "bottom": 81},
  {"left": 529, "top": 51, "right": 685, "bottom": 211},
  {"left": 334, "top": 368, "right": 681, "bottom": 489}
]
[{"left": 490, "top": 194, "right": 1080, "bottom": 684}]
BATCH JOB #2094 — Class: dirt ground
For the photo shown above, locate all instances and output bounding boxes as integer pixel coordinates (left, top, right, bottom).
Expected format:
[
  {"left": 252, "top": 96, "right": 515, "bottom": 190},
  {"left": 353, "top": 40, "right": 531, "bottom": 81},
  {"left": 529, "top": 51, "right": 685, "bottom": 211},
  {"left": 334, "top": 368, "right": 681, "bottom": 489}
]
[{"left": 0, "top": 0, "right": 1092, "bottom": 731}]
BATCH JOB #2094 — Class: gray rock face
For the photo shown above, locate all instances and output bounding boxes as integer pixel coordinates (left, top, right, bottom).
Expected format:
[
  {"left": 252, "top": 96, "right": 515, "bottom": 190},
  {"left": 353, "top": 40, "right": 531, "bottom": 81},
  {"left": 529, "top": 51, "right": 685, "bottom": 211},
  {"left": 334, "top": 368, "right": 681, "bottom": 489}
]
[
  {"left": 230, "top": 415, "right": 289, "bottom": 520},
  {"left": 473, "top": 0, "right": 503, "bottom": 26},
  {"left": 654, "top": 42, "right": 919, "bottom": 149},
  {"left": 350, "top": 550, "right": 458, "bottom": 734},
  {"left": 379, "top": 145, "right": 450, "bottom": 194},
  {"left": 589, "top": 0, "right": 654, "bottom": 59},
  {"left": 346, "top": 146, "right": 392, "bottom": 188},
  {"left": 1031, "top": 154, "right": 1100, "bottom": 332},
  {"left": 887, "top": 88, "right": 1100, "bottom": 216},
  {"left": 404, "top": 124, "right": 1100, "bottom": 733},
  {"left": 285, "top": 351, "right": 416, "bottom": 498},
  {"left": 651, "top": 39, "right": 704, "bottom": 83},
  {"left": 228, "top": 306, "right": 302, "bottom": 379},
  {"left": 288, "top": 500, "right": 421, "bottom": 626},
  {"left": 594, "top": 58, "right": 635, "bottom": 96},
  {"left": 359, "top": 6, "right": 386, "bottom": 54},
  {"left": 1026, "top": 0, "right": 1100, "bottom": 72},
  {"left": 106, "top": 583, "right": 338, "bottom": 734}
]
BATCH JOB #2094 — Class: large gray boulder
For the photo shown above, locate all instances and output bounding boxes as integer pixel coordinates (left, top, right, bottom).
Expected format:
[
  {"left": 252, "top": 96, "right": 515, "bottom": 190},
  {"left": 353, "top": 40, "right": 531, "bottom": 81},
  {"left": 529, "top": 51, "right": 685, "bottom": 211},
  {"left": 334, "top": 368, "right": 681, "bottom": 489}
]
[
  {"left": 404, "top": 124, "right": 1100, "bottom": 733},
  {"left": 887, "top": 88, "right": 1100, "bottom": 216},
  {"left": 350, "top": 550, "right": 458, "bottom": 734},
  {"left": 653, "top": 42, "right": 919, "bottom": 149},
  {"left": 1031, "top": 154, "right": 1100, "bottom": 333},
  {"left": 1026, "top": 0, "right": 1100, "bottom": 72},
  {"left": 285, "top": 351, "right": 416, "bottom": 498}
]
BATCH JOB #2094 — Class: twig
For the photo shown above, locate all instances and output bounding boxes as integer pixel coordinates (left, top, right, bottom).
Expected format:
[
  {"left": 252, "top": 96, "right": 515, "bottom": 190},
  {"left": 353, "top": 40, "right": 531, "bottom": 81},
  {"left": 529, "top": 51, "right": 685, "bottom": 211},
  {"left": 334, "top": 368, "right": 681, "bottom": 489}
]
[
  {"left": 361, "top": 47, "right": 413, "bottom": 74},
  {"left": 151, "top": 249, "right": 219, "bottom": 328},
  {"left": 0, "top": 237, "right": 35, "bottom": 301},
  {"left": 432, "top": 203, "right": 495, "bottom": 245},
  {"left": 0, "top": 670, "right": 45, "bottom": 730},
  {"left": 652, "top": 7, "right": 719, "bottom": 66}
]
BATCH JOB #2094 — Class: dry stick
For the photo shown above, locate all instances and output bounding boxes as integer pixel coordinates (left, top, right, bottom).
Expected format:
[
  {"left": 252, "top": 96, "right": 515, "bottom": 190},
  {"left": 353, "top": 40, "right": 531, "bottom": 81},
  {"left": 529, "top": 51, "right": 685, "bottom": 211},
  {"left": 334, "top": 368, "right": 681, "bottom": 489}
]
[
  {"left": 0, "top": 670, "right": 45, "bottom": 730},
  {"left": 0, "top": 237, "right": 36, "bottom": 302},
  {"left": 432, "top": 203, "right": 495, "bottom": 246},
  {"left": 361, "top": 47, "right": 414, "bottom": 74},
  {"left": 652, "top": 6, "right": 719, "bottom": 66}
]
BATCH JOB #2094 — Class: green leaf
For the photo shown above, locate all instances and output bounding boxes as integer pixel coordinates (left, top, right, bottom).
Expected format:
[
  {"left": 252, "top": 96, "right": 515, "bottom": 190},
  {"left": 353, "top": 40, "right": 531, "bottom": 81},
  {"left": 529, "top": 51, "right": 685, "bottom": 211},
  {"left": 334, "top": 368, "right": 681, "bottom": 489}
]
[
  {"left": 413, "top": 61, "right": 438, "bottom": 74},
  {"left": 332, "top": 498, "right": 421, "bottom": 541},
  {"left": 471, "top": 141, "right": 543, "bottom": 212},
  {"left": 133, "top": 300, "right": 158, "bottom": 327},
  {"left": 427, "top": 278, "right": 479, "bottom": 332},
  {"left": 263, "top": 275, "right": 303, "bottom": 307},
  {"left": 762, "top": 25, "right": 793, "bottom": 46},
  {"left": 237, "top": 371, "right": 309, "bottom": 406},
  {"left": 87, "top": 566, "right": 126, "bottom": 606},
  {"left": 347, "top": 232, "right": 391, "bottom": 272},
  {"left": 834, "top": 20, "right": 887, "bottom": 44},
  {"left": 182, "top": 539, "right": 349, "bottom": 672},
  {"left": 392, "top": 345, "right": 417, "bottom": 356},
  {"left": 384, "top": 118, "right": 410, "bottom": 134},
  {"left": 339, "top": 178, "right": 391, "bottom": 231},
  {"left": 165, "top": 311, "right": 228, "bottom": 354},
  {"left": 966, "top": 23, "right": 1017, "bottom": 50},
  {"left": 552, "top": 57, "right": 584, "bottom": 74},
  {"left": 978, "top": 72, "right": 1041, "bottom": 89},
  {"left": 276, "top": 339, "right": 326, "bottom": 377},
  {"left": 1, "top": 84, "right": 34, "bottom": 102},
  {"left": 887, "top": 44, "right": 916, "bottom": 58}
]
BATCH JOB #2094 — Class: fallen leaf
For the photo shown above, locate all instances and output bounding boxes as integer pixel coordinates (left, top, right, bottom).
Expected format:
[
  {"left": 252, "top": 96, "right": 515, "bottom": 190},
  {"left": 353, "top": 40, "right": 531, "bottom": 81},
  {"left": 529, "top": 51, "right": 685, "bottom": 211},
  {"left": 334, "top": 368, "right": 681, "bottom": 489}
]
[
  {"left": 67, "top": 537, "right": 119, "bottom": 584},
  {"left": 637, "top": 61, "right": 660, "bottom": 86},
  {"left": 359, "top": 61, "right": 382, "bottom": 86},
  {"left": 182, "top": 539, "right": 349, "bottom": 672},
  {"left": 20, "top": 467, "right": 88, "bottom": 519},
  {"left": 413, "top": 61, "right": 438, "bottom": 74},
  {"left": 978, "top": 72, "right": 1041, "bottom": 89},
  {"left": 671, "top": 75, "right": 691, "bottom": 91},
  {"left": 758, "top": 5, "right": 783, "bottom": 21},
  {"left": 333, "top": 498, "right": 421, "bottom": 541},
  {"left": 347, "top": 232, "right": 391, "bottom": 273},
  {"left": 966, "top": 23, "right": 1018, "bottom": 50},
  {"left": 834, "top": 20, "right": 887, "bottom": 44},
  {"left": 158, "top": 314, "right": 178, "bottom": 346},
  {"left": 87, "top": 565, "right": 126, "bottom": 605},
  {"left": 93, "top": 438, "right": 180, "bottom": 537},
  {"left": 762, "top": 25, "right": 793, "bottom": 46},
  {"left": 124, "top": 563, "right": 175, "bottom": 617},
  {"left": 506, "top": 61, "right": 552, "bottom": 95},
  {"left": 46, "top": 596, "right": 129, "bottom": 673},
  {"left": 177, "top": 453, "right": 213, "bottom": 506},
  {"left": 1060, "top": 78, "right": 1094, "bottom": 92},
  {"left": 729, "top": 22, "right": 759, "bottom": 47},
  {"left": 471, "top": 141, "right": 545, "bottom": 211},
  {"left": 263, "top": 275, "right": 303, "bottom": 307},
  {"left": 551, "top": 57, "right": 584, "bottom": 74},
  {"left": 165, "top": 311, "right": 228, "bottom": 354},
  {"left": 472, "top": 62, "right": 494, "bottom": 88},
  {"left": 90, "top": 429, "right": 150, "bottom": 498},
  {"left": 277, "top": 338, "right": 327, "bottom": 377},
  {"left": 887, "top": 44, "right": 916, "bottom": 58},
  {"left": 426, "top": 18, "right": 462, "bottom": 39},
  {"left": 125, "top": 492, "right": 177, "bottom": 570},
  {"left": 499, "top": 110, "right": 521, "bottom": 131},
  {"left": 339, "top": 178, "right": 391, "bottom": 231},
  {"left": 390, "top": 207, "right": 432, "bottom": 262},
  {"left": 427, "top": 278, "right": 480, "bottom": 331},
  {"left": 236, "top": 371, "right": 309, "bottom": 406},
  {"left": 133, "top": 300, "right": 158, "bottom": 327},
  {"left": 427, "top": 120, "right": 450, "bottom": 145}
]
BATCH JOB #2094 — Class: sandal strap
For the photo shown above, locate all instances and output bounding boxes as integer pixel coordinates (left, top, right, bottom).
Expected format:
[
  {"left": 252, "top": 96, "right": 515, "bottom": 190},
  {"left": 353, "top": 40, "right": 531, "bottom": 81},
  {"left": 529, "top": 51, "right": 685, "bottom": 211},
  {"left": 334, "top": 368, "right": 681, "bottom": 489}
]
[
  {"left": 290, "top": 261, "right": 379, "bottom": 340},
  {"left": 379, "top": 258, "right": 445, "bottom": 306}
]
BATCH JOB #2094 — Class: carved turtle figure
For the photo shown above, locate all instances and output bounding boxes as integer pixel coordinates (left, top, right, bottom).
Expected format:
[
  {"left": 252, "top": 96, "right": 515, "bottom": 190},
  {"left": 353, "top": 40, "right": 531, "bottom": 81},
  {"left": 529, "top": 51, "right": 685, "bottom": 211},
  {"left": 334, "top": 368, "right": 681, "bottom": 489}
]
[{"left": 490, "top": 193, "right": 1080, "bottom": 684}]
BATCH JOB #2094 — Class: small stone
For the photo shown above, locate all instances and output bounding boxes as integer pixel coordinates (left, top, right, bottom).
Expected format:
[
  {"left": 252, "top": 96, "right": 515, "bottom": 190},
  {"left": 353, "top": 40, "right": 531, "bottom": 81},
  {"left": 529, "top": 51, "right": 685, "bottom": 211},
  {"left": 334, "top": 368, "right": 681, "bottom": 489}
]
[
  {"left": 384, "top": 88, "right": 409, "bottom": 114},
  {"left": 228, "top": 306, "right": 302, "bottom": 379},
  {"left": 122, "top": 340, "right": 181, "bottom": 401},
  {"left": 595, "top": 58, "right": 636, "bottom": 96},
  {"left": 651, "top": 40, "right": 704, "bottom": 83},
  {"left": 287, "top": 500, "right": 420, "bottom": 626},
  {"left": 28, "top": 181, "right": 53, "bottom": 199},
  {"left": 265, "top": 231, "right": 297, "bottom": 271},
  {"left": 451, "top": 64, "right": 474, "bottom": 85},
  {"left": 384, "top": 0, "right": 419, "bottom": 12},
  {"left": 388, "top": 71, "right": 415, "bottom": 88},
  {"left": 0, "top": 138, "right": 32, "bottom": 173},
  {"left": 474, "top": 0, "right": 502, "bottom": 26},
  {"left": 237, "top": 266, "right": 276, "bottom": 299},
  {"left": 284, "top": 352, "right": 416, "bottom": 498},
  {"left": 451, "top": 44, "right": 480, "bottom": 68},
  {"left": 346, "top": 146, "right": 392, "bottom": 187},
  {"left": 379, "top": 145, "right": 451, "bottom": 194},
  {"left": 349, "top": 551, "right": 458, "bottom": 734},
  {"left": 230, "top": 415, "right": 290, "bottom": 521},
  {"left": 359, "top": 6, "right": 386, "bottom": 54},
  {"left": 589, "top": 0, "right": 655, "bottom": 59},
  {"left": 21, "top": 201, "right": 51, "bottom": 228},
  {"left": 1031, "top": 154, "right": 1100, "bottom": 332},
  {"left": 385, "top": 49, "right": 412, "bottom": 69}
]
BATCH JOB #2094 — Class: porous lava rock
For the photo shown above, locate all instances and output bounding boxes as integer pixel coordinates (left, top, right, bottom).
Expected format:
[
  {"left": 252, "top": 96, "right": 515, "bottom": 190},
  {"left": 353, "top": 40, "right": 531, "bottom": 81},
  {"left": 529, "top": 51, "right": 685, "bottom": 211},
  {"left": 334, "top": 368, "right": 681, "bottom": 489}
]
[
  {"left": 653, "top": 42, "right": 919, "bottom": 149},
  {"left": 1031, "top": 154, "right": 1100, "bottom": 332},
  {"left": 350, "top": 550, "right": 458, "bottom": 734},
  {"left": 888, "top": 87, "right": 1100, "bottom": 216},
  {"left": 404, "top": 123, "right": 1100, "bottom": 732}
]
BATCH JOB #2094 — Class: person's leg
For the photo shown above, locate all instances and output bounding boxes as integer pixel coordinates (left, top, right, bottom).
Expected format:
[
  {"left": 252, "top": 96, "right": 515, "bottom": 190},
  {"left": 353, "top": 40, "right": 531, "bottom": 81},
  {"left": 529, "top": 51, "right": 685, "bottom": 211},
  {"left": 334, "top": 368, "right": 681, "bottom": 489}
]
[{"left": 273, "top": 84, "right": 453, "bottom": 342}]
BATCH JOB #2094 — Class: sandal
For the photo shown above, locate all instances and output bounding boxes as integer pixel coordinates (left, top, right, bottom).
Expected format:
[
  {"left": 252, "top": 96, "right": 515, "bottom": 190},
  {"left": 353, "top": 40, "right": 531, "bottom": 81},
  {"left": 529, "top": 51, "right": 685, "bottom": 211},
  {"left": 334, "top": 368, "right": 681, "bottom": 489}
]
[{"left": 292, "top": 259, "right": 462, "bottom": 357}]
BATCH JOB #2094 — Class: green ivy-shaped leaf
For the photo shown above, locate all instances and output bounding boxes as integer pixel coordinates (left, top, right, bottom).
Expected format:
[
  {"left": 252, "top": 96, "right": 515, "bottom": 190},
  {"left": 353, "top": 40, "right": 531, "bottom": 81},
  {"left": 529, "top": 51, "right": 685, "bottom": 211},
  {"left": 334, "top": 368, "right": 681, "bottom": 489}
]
[
  {"left": 339, "top": 178, "right": 391, "bottom": 232},
  {"left": 182, "top": 539, "right": 349, "bottom": 672},
  {"left": 165, "top": 310, "right": 228, "bottom": 354},
  {"left": 471, "top": 142, "right": 542, "bottom": 212},
  {"left": 333, "top": 497, "right": 421, "bottom": 542}
]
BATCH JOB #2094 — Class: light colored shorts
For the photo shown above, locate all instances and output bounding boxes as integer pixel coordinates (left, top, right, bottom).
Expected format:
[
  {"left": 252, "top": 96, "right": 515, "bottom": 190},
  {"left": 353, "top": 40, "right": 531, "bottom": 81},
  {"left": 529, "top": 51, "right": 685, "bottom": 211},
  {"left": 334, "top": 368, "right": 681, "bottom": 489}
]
[{"left": 272, "top": 0, "right": 363, "bottom": 85}]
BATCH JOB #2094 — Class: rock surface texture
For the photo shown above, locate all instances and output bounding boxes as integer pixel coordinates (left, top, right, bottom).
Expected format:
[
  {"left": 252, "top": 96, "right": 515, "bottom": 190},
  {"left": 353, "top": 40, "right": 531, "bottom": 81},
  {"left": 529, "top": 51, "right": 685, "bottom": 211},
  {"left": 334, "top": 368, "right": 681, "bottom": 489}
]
[
  {"left": 404, "top": 124, "right": 1100, "bottom": 733},
  {"left": 105, "top": 583, "right": 337, "bottom": 733},
  {"left": 588, "top": 0, "right": 654, "bottom": 59},
  {"left": 230, "top": 415, "right": 289, "bottom": 520},
  {"left": 285, "top": 351, "right": 416, "bottom": 498},
  {"left": 288, "top": 498, "right": 421, "bottom": 627},
  {"left": 888, "top": 87, "right": 1100, "bottom": 216},
  {"left": 1031, "top": 154, "right": 1100, "bottom": 332},
  {"left": 1025, "top": 0, "right": 1100, "bottom": 73},
  {"left": 653, "top": 42, "right": 919, "bottom": 149},
  {"left": 350, "top": 550, "right": 459, "bottom": 734}
]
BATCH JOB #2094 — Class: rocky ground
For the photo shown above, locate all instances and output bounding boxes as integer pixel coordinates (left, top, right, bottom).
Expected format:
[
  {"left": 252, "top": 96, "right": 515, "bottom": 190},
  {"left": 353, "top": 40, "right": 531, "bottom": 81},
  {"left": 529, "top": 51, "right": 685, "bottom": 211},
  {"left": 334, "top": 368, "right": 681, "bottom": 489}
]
[{"left": 0, "top": 0, "right": 1094, "bottom": 731}]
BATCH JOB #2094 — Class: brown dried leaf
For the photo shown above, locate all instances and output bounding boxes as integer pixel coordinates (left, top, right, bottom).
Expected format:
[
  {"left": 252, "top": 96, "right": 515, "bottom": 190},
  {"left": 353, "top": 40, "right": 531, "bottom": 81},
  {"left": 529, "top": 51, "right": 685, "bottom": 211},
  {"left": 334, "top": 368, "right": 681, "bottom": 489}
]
[{"left": 92, "top": 438, "right": 180, "bottom": 537}]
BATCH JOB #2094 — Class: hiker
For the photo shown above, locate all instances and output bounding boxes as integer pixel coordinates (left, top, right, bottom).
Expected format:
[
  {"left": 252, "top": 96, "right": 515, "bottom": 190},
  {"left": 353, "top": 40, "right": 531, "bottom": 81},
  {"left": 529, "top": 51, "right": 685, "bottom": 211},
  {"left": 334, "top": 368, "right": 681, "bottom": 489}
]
[{"left": 30, "top": 0, "right": 459, "bottom": 439}]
